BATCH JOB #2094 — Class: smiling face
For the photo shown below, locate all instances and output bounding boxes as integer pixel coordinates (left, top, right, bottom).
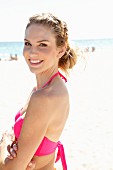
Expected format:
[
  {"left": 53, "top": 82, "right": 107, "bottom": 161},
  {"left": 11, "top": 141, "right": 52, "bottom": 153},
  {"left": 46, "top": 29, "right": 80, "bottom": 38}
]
[{"left": 23, "top": 24, "right": 61, "bottom": 75}]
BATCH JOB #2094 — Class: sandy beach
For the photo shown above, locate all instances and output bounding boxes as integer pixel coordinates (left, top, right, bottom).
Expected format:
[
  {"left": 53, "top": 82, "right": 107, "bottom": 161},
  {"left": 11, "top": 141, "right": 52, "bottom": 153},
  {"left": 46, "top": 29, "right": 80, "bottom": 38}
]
[{"left": 0, "top": 48, "right": 113, "bottom": 170}]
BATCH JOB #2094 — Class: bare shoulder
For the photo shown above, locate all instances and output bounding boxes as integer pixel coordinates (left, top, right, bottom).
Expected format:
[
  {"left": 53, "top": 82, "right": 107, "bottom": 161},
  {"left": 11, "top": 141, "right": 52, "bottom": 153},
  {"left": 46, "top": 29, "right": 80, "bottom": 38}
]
[
  {"left": 24, "top": 83, "right": 69, "bottom": 141},
  {"left": 25, "top": 88, "right": 52, "bottom": 124},
  {"left": 27, "top": 83, "right": 69, "bottom": 119}
]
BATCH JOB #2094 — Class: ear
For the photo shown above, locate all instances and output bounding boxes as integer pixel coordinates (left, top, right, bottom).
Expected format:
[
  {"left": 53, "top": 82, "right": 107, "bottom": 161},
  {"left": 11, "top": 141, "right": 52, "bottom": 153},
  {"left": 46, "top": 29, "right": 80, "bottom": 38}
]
[{"left": 57, "top": 45, "right": 67, "bottom": 59}]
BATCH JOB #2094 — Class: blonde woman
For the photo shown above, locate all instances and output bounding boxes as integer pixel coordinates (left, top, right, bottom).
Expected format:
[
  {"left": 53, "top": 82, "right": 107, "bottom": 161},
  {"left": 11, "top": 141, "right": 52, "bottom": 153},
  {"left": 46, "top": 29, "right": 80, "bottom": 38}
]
[{"left": 0, "top": 12, "right": 77, "bottom": 170}]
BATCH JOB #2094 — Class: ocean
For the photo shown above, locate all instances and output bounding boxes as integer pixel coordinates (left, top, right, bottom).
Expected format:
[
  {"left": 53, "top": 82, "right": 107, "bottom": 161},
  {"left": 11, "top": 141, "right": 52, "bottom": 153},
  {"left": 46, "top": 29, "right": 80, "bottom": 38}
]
[{"left": 0, "top": 38, "right": 113, "bottom": 60}]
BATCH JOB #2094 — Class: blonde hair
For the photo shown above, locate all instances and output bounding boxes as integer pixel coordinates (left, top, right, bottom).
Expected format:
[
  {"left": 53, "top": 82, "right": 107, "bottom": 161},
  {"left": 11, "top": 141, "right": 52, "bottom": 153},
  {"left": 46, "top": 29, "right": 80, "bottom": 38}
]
[{"left": 26, "top": 13, "right": 77, "bottom": 73}]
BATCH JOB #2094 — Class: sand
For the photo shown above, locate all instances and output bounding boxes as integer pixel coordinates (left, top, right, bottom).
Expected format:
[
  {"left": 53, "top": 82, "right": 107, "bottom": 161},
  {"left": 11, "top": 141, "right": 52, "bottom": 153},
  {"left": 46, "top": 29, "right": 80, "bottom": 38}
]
[{"left": 0, "top": 49, "right": 113, "bottom": 170}]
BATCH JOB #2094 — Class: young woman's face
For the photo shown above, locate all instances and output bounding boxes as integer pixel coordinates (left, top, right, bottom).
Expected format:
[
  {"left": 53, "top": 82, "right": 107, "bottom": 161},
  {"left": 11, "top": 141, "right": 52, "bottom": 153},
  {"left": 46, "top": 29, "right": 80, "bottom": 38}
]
[{"left": 23, "top": 24, "right": 60, "bottom": 74}]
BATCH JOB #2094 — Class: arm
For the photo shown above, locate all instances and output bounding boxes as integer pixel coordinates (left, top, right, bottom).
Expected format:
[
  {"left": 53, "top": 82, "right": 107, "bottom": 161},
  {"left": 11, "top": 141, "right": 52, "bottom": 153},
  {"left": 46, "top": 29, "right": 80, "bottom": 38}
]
[
  {"left": 3, "top": 91, "right": 51, "bottom": 170},
  {"left": 6, "top": 140, "right": 36, "bottom": 170}
]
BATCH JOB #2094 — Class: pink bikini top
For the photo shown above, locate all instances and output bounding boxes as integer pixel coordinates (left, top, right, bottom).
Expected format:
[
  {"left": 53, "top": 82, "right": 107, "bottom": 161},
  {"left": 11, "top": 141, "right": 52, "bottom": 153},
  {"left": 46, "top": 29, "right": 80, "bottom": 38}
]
[{"left": 13, "top": 71, "right": 67, "bottom": 170}]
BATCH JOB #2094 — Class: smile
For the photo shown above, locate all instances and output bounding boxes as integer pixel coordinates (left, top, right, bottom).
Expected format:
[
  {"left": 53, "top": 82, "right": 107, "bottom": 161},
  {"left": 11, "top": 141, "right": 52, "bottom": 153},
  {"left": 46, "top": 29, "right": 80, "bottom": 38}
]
[{"left": 29, "top": 59, "right": 43, "bottom": 65}]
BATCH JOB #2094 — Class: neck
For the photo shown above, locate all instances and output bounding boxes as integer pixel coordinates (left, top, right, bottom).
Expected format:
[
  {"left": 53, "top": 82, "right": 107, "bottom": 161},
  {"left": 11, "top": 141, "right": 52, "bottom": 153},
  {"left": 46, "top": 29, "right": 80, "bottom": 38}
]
[{"left": 35, "top": 68, "right": 59, "bottom": 90}]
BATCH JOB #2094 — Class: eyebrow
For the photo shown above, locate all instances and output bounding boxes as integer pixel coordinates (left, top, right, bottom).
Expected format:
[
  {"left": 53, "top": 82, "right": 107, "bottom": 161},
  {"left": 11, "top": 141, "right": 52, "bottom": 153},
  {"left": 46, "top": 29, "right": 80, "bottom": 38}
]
[{"left": 24, "top": 39, "right": 49, "bottom": 43}]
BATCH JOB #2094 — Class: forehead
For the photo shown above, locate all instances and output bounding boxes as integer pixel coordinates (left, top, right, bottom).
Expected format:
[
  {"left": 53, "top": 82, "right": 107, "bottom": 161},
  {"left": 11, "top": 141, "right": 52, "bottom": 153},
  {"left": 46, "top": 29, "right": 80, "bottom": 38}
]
[{"left": 25, "top": 24, "right": 56, "bottom": 42}]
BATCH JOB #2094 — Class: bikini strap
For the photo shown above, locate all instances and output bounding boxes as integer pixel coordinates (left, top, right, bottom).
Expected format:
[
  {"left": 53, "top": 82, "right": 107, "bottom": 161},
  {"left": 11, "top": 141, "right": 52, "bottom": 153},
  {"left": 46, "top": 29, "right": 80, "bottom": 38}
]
[
  {"left": 42, "top": 72, "right": 59, "bottom": 88},
  {"left": 58, "top": 71, "right": 67, "bottom": 83},
  {"left": 42, "top": 71, "right": 67, "bottom": 88},
  {"left": 55, "top": 141, "right": 67, "bottom": 170}
]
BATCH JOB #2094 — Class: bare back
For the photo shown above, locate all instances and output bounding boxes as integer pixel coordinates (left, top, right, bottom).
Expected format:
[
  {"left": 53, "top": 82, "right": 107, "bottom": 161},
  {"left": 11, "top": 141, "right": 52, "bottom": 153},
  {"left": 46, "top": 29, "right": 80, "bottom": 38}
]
[
  {"left": 25, "top": 76, "right": 69, "bottom": 170},
  {"left": 0, "top": 75, "right": 69, "bottom": 170}
]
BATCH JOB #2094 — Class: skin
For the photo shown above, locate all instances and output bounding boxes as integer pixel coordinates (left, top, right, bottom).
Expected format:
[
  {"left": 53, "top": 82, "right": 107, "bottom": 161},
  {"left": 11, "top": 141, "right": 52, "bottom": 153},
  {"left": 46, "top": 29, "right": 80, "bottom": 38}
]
[{"left": 2, "top": 24, "right": 69, "bottom": 170}]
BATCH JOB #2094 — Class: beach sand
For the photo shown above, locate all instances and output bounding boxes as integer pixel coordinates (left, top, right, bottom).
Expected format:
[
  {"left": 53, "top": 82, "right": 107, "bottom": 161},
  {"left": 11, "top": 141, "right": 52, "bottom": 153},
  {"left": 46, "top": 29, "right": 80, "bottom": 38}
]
[{"left": 0, "top": 49, "right": 113, "bottom": 170}]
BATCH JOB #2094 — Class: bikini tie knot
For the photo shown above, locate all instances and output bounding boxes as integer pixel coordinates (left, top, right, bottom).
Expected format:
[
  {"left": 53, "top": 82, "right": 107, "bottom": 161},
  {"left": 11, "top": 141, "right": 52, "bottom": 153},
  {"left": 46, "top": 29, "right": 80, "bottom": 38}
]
[{"left": 55, "top": 141, "right": 67, "bottom": 170}]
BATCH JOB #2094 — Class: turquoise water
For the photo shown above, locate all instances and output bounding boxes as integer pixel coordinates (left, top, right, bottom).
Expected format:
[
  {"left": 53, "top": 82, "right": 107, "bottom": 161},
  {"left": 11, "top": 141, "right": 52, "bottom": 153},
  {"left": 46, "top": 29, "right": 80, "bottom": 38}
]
[
  {"left": 0, "top": 38, "right": 113, "bottom": 59},
  {"left": 0, "top": 42, "right": 24, "bottom": 59},
  {"left": 73, "top": 38, "right": 113, "bottom": 49}
]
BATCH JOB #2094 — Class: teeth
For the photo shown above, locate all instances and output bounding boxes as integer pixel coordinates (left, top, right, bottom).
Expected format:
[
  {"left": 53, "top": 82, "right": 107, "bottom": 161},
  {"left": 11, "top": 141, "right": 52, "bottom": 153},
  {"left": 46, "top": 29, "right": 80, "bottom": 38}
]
[{"left": 30, "top": 60, "right": 41, "bottom": 64}]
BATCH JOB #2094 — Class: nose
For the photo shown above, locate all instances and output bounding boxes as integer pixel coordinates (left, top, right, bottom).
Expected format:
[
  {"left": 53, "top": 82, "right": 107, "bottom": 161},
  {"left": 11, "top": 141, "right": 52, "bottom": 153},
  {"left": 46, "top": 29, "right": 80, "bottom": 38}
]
[{"left": 29, "top": 46, "right": 39, "bottom": 58}]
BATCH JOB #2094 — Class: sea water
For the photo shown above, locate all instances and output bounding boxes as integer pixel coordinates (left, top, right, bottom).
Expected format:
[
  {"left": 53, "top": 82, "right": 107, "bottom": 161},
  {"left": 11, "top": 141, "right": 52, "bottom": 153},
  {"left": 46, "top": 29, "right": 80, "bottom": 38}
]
[
  {"left": 0, "top": 38, "right": 113, "bottom": 60},
  {"left": 73, "top": 38, "right": 113, "bottom": 49},
  {"left": 0, "top": 42, "right": 24, "bottom": 60}
]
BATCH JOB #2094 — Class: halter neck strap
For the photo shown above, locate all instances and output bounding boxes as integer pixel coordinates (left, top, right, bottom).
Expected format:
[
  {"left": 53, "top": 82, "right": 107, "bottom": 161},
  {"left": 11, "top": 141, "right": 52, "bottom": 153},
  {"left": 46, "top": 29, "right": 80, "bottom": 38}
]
[
  {"left": 58, "top": 71, "right": 67, "bottom": 83},
  {"left": 42, "top": 71, "right": 67, "bottom": 88}
]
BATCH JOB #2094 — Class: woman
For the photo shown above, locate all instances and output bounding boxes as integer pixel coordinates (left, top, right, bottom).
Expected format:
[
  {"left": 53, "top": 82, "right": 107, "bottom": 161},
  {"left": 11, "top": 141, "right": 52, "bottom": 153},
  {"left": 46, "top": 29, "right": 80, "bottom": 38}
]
[{"left": 0, "top": 12, "right": 77, "bottom": 170}]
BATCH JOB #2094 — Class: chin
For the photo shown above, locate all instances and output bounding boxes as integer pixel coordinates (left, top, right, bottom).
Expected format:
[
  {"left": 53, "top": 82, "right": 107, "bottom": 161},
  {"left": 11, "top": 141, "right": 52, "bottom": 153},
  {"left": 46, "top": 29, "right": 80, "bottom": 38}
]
[{"left": 29, "top": 67, "right": 44, "bottom": 75}]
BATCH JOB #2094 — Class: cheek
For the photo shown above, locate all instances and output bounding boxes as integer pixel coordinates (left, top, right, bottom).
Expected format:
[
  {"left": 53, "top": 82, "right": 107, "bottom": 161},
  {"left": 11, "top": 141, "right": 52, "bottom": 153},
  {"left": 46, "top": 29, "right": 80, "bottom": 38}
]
[
  {"left": 23, "top": 47, "right": 28, "bottom": 58},
  {"left": 45, "top": 48, "right": 58, "bottom": 57},
  {"left": 40, "top": 48, "right": 50, "bottom": 55}
]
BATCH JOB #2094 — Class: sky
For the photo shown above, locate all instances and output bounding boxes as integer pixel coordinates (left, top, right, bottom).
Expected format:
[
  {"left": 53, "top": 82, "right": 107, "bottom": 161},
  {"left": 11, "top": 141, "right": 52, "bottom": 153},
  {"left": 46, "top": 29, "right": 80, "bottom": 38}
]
[{"left": 0, "top": 0, "right": 113, "bottom": 41}]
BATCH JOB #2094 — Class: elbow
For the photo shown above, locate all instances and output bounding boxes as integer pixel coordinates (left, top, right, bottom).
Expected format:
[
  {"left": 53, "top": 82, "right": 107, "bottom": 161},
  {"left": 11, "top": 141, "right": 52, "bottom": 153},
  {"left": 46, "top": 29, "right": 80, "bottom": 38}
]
[
  {"left": 1, "top": 158, "right": 11, "bottom": 170},
  {"left": 1, "top": 164, "right": 7, "bottom": 170},
  {"left": 0, "top": 160, "right": 6, "bottom": 170}
]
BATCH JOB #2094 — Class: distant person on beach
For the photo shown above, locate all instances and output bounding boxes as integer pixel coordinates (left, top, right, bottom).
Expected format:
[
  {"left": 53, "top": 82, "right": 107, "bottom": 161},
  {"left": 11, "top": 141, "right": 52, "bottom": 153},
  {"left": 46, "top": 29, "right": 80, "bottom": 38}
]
[
  {"left": 0, "top": 12, "right": 77, "bottom": 170},
  {"left": 92, "top": 46, "right": 95, "bottom": 52},
  {"left": 9, "top": 54, "right": 18, "bottom": 61}
]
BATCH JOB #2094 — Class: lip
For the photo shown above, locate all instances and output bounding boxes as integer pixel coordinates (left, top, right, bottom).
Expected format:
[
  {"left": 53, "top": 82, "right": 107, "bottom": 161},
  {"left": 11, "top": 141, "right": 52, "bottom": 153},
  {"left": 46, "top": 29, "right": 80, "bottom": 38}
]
[{"left": 28, "top": 59, "right": 44, "bottom": 66}]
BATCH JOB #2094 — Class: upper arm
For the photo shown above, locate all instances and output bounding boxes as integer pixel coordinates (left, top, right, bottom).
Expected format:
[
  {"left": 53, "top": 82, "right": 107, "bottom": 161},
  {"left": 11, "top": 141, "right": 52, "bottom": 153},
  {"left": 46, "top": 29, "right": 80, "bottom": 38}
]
[{"left": 4, "top": 92, "right": 51, "bottom": 170}]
